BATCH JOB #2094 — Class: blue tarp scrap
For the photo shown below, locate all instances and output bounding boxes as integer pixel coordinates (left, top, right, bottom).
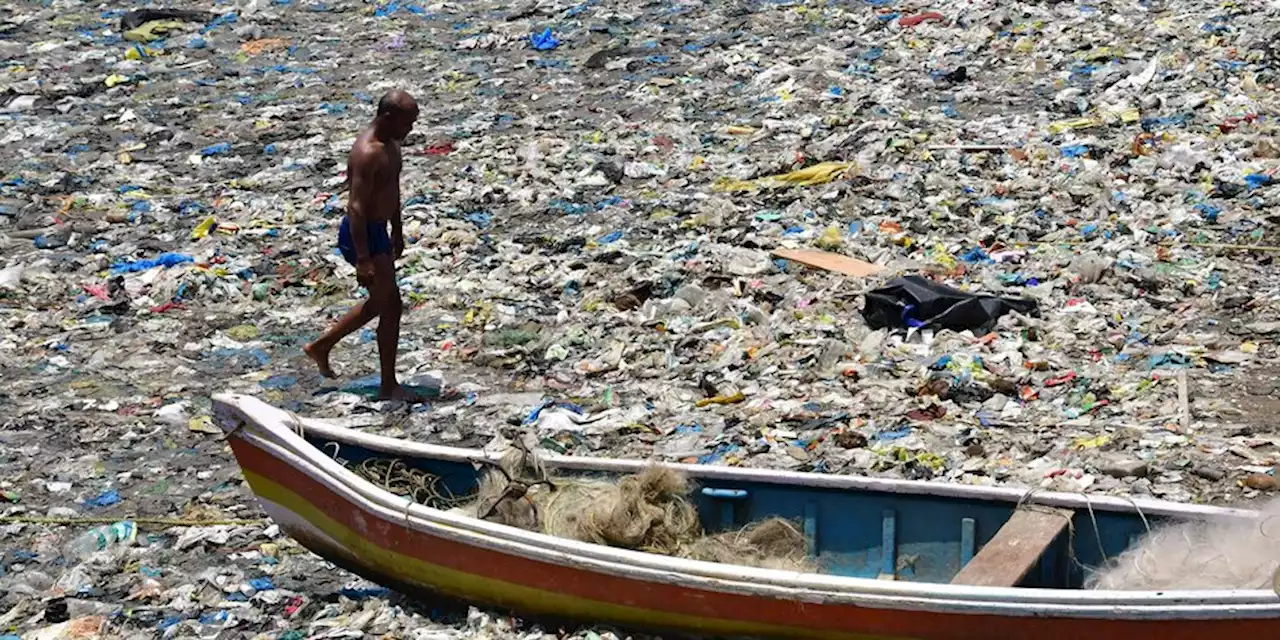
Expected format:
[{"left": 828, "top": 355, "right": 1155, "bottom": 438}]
[
  {"left": 1141, "top": 113, "right": 1192, "bottom": 131},
  {"left": 200, "top": 13, "right": 238, "bottom": 34},
  {"left": 958, "top": 247, "right": 991, "bottom": 263},
  {"left": 338, "top": 586, "right": 390, "bottom": 599},
  {"left": 200, "top": 142, "right": 231, "bottom": 156},
  {"left": 1147, "top": 352, "right": 1192, "bottom": 369},
  {"left": 522, "top": 399, "right": 583, "bottom": 425},
  {"left": 464, "top": 211, "right": 492, "bottom": 228},
  {"left": 110, "top": 252, "right": 194, "bottom": 274},
  {"left": 873, "top": 426, "right": 912, "bottom": 441},
  {"left": 551, "top": 199, "right": 590, "bottom": 215},
  {"left": 530, "top": 28, "right": 560, "bottom": 51},
  {"left": 83, "top": 489, "right": 121, "bottom": 508},
  {"left": 697, "top": 443, "right": 739, "bottom": 465},
  {"left": 1244, "top": 173, "right": 1272, "bottom": 190},
  {"left": 1194, "top": 203, "right": 1220, "bottom": 222},
  {"left": 198, "top": 611, "right": 229, "bottom": 625},
  {"left": 1060, "top": 144, "right": 1089, "bottom": 158},
  {"left": 260, "top": 375, "right": 298, "bottom": 390}
]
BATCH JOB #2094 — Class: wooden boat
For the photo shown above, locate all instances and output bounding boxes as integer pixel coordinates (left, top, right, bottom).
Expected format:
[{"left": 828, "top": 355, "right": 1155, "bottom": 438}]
[{"left": 213, "top": 393, "right": 1280, "bottom": 639}]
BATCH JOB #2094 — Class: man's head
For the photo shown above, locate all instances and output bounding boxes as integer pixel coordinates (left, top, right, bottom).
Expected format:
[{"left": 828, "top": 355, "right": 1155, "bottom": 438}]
[{"left": 374, "top": 90, "right": 419, "bottom": 142}]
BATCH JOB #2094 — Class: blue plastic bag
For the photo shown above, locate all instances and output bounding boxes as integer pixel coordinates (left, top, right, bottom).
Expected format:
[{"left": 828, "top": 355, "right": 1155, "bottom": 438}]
[
  {"left": 110, "top": 252, "right": 194, "bottom": 275},
  {"left": 530, "top": 28, "right": 559, "bottom": 51}
]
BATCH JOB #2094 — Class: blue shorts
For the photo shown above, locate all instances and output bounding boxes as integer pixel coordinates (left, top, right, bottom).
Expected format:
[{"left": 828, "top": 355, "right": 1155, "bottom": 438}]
[{"left": 337, "top": 217, "right": 392, "bottom": 265}]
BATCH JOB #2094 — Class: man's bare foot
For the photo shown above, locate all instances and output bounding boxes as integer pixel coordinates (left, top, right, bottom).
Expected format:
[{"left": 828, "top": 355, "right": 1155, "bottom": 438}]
[
  {"left": 304, "top": 342, "right": 337, "bottom": 378},
  {"left": 376, "top": 384, "right": 428, "bottom": 403}
]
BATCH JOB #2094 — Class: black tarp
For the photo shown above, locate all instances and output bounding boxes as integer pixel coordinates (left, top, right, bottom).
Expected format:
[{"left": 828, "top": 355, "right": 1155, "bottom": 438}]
[{"left": 862, "top": 275, "right": 1038, "bottom": 332}]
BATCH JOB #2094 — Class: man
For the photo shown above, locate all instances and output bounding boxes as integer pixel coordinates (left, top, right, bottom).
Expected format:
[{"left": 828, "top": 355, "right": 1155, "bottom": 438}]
[{"left": 305, "top": 90, "right": 423, "bottom": 402}]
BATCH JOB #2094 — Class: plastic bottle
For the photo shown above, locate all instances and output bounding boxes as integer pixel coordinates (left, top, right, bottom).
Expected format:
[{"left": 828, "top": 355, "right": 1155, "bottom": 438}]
[{"left": 64, "top": 521, "right": 137, "bottom": 560}]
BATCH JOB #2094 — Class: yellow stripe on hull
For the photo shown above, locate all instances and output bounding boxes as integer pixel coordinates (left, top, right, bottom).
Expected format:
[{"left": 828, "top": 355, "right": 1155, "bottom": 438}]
[{"left": 243, "top": 469, "right": 910, "bottom": 640}]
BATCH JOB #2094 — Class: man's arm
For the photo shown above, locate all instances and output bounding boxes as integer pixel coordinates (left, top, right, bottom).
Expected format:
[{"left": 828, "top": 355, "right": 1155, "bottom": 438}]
[
  {"left": 390, "top": 159, "right": 404, "bottom": 259},
  {"left": 347, "top": 146, "right": 383, "bottom": 279}
]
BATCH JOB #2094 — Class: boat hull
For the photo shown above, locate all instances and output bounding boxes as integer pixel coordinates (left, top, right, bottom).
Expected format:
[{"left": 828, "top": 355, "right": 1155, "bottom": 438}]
[{"left": 227, "top": 434, "right": 1280, "bottom": 640}]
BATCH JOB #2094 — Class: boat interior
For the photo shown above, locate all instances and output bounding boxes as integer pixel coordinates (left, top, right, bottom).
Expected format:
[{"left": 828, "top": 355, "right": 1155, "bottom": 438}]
[{"left": 304, "top": 430, "right": 1181, "bottom": 591}]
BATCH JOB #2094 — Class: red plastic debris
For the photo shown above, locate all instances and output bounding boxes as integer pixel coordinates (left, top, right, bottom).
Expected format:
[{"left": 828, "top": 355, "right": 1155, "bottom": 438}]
[
  {"left": 284, "top": 595, "right": 306, "bottom": 617},
  {"left": 150, "top": 301, "right": 186, "bottom": 313},
  {"left": 1045, "top": 371, "right": 1077, "bottom": 387},
  {"left": 899, "top": 11, "right": 944, "bottom": 27},
  {"left": 423, "top": 140, "right": 454, "bottom": 156}
]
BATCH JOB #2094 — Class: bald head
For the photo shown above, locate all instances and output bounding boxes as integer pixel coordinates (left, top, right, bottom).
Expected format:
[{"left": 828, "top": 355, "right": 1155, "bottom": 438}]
[
  {"left": 373, "top": 90, "right": 419, "bottom": 142},
  {"left": 376, "top": 90, "right": 417, "bottom": 118}
]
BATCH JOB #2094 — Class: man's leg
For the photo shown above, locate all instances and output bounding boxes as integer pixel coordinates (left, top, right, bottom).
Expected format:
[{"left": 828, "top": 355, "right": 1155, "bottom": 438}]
[
  {"left": 305, "top": 296, "right": 379, "bottom": 378},
  {"left": 305, "top": 217, "right": 380, "bottom": 378},
  {"left": 369, "top": 254, "right": 420, "bottom": 401}
]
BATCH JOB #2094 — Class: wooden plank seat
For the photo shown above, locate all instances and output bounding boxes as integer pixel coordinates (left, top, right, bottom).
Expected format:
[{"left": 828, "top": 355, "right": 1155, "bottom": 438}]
[{"left": 950, "top": 507, "right": 1073, "bottom": 587}]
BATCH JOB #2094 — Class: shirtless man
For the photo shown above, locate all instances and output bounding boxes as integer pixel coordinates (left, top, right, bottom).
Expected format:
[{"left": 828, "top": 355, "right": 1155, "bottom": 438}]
[{"left": 305, "top": 90, "right": 422, "bottom": 402}]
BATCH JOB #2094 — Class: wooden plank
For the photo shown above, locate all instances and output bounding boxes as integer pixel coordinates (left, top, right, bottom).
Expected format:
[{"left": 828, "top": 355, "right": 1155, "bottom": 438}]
[
  {"left": 951, "top": 507, "right": 1071, "bottom": 587},
  {"left": 771, "top": 248, "right": 884, "bottom": 278}
]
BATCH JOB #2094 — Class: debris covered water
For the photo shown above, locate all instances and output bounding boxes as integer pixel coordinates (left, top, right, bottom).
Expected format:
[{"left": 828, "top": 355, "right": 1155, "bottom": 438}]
[{"left": 6, "top": 0, "right": 1280, "bottom": 636}]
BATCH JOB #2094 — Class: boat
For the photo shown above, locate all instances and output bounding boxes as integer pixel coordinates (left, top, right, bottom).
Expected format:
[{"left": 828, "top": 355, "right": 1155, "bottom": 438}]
[{"left": 212, "top": 393, "right": 1280, "bottom": 639}]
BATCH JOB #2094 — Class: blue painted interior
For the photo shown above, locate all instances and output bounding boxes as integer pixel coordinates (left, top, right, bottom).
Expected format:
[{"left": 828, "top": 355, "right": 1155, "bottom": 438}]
[{"left": 308, "top": 437, "right": 1170, "bottom": 589}]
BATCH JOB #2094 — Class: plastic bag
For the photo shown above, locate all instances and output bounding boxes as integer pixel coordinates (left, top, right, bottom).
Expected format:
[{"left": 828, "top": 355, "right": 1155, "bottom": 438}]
[{"left": 861, "top": 275, "right": 1038, "bottom": 332}]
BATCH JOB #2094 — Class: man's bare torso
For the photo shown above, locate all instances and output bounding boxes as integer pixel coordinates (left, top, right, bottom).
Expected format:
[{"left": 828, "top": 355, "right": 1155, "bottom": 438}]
[{"left": 348, "top": 128, "right": 402, "bottom": 222}]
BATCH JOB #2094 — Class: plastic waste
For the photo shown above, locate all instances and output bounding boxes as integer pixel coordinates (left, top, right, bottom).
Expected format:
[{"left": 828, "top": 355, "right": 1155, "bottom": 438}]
[
  {"left": 0, "top": 263, "right": 22, "bottom": 288},
  {"left": 109, "top": 253, "right": 194, "bottom": 274},
  {"left": 64, "top": 522, "right": 137, "bottom": 560},
  {"left": 862, "top": 276, "right": 1039, "bottom": 332},
  {"left": 119, "top": 9, "right": 212, "bottom": 30},
  {"left": 340, "top": 373, "right": 445, "bottom": 400},
  {"left": 529, "top": 28, "right": 560, "bottom": 51},
  {"left": 2, "top": 0, "right": 1279, "bottom": 636}
]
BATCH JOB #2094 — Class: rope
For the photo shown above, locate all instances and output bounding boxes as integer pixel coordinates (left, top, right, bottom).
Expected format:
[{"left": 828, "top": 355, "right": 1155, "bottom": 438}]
[
  {"left": 1080, "top": 492, "right": 1108, "bottom": 564},
  {"left": 0, "top": 516, "right": 265, "bottom": 527},
  {"left": 1014, "top": 486, "right": 1106, "bottom": 574},
  {"left": 1017, "top": 487, "right": 1108, "bottom": 566},
  {"left": 1120, "top": 495, "right": 1152, "bottom": 534},
  {"left": 221, "top": 418, "right": 247, "bottom": 442},
  {"left": 285, "top": 410, "right": 306, "bottom": 439},
  {"left": 323, "top": 441, "right": 342, "bottom": 461},
  {"left": 351, "top": 458, "right": 466, "bottom": 509}
]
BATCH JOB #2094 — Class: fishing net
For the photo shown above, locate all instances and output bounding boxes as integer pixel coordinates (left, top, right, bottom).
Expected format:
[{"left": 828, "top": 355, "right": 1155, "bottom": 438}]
[
  {"left": 1085, "top": 499, "right": 1280, "bottom": 591},
  {"left": 681, "top": 517, "right": 815, "bottom": 572},
  {"left": 347, "top": 449, "right": 814, "bottom": 572},
  {"left": 349, "top": 458, "right": 467, "bottom": 510},
  {"left": 539, "top": 466, "right": 702, "bottom": 555}
]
